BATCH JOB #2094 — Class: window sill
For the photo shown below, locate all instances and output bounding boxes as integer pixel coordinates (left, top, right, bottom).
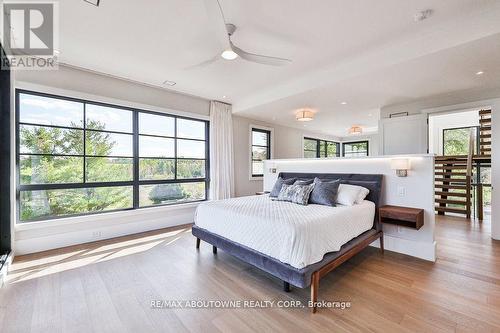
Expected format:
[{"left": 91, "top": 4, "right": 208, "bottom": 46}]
[{"left": 15, "top": 201, "right": 203, "bottom": 232}]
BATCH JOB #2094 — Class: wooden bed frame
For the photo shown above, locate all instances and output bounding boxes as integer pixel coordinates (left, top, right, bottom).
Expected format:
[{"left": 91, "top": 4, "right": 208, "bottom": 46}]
[{"left": 193, "top": 172, "right": 384, "bottom": 313}]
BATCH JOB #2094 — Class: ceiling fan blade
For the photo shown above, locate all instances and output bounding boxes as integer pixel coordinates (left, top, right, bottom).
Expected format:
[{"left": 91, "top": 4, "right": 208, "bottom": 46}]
[
  {"left": 231, "top": 43, "right": 292, "bottom": 66},
  {"left": 184, "top": 55, "right": 220, "bottom": 70},
  {"left": 204, "top": 0, "right": 231, "bottom": 50}
]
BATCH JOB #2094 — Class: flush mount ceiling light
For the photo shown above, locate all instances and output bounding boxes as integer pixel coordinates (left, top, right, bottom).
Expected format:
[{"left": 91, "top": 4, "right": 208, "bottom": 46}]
[
  {"left": 341, "top": 102, "right": 347, "bottom": 105},
  {"left": 296, "top": 109, "right": 314, "bottom": 122},
  {"left": 84, "top": 0, "right": 100, "bottom": 6},
  {"left": 348, "top": 126, "right": 363, "bottom": 135},
  {"left": 476, "top": 71, "right": 484, "bottom": 75},
  {"left": 414, "top": 9, "right": 433, "bottom": 22}
]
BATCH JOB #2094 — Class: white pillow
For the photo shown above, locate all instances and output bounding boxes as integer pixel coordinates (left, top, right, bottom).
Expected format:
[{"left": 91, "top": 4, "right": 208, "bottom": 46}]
[
  {"left": 355, "top": 186, "right": 370, "bottom": 204},
  {"left": 336, "top": 184, "right": 369, "bottom": 206}
]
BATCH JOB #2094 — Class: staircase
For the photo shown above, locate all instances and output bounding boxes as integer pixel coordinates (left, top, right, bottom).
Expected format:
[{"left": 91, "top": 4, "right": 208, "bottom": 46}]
[
  {"left": 479, "top": 109, "right": 491, "bottom": 156},
  {"left": 435, "top": 155, "right": 472, "bottom": 218}
]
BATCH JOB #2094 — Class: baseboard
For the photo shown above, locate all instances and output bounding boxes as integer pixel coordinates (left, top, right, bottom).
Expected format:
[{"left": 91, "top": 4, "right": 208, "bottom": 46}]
[
  {"left": 370, "top": 235, "right": 436, "bottom": 262},
  {"left": 14, "top": 204, "right": 198, "bottom": 255}
]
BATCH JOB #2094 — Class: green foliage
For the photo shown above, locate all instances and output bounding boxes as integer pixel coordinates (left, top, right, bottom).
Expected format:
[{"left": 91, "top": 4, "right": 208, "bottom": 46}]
[
  {"left": 443, "top": 128, "right": 476, "bottom": 156},
  {"left": 20, "top": 120, "right": 206, "bottom": 221}
]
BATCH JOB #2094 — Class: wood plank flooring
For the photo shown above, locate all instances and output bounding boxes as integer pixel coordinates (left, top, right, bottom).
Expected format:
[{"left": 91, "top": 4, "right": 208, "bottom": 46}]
[{"left": 1, "top": 215, "right": 499, "bottom": 332}]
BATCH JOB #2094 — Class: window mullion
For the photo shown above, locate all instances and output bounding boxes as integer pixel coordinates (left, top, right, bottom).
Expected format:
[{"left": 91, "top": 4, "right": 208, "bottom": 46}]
[
  {"left": 83, "top": 103, "right": 87, "bottom": 183},
  {"left": 133, "top": 111, "right": 139, "bottom": 209}
]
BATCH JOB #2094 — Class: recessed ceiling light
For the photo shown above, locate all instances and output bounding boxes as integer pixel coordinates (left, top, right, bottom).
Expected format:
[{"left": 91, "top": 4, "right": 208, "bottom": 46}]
[
  {"left": 84, "top": 0, "right": 100, "bottom": 6},
  {"left": 414, "top": 9, "right": 433, "bottom": 22},
  {"left": 476, "top": 71, "right": 484, "bottom": 75},
  {"left": 222, "top": 95, "right": 227, "bottom": 99},
  {"left": 341, "top": 102, "right": 347, "bottom": 105},
  {"left": 163, "top": 80, "right": 176, "bottom": 86},
  {"left": 368, "top": 113, "right": 373, "bottom": 117},
  {"left": 221, "top": 49, "right": 238, "bottom": 60}
]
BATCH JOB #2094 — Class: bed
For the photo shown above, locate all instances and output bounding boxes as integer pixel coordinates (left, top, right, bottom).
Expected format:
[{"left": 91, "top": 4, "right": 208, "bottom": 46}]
[{"left": 192, "top": 172, "right": 384, "bottom": 313}]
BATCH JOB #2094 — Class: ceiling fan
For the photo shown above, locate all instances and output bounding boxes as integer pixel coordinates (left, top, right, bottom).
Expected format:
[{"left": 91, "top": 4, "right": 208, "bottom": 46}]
[{"left": 189, "top": 0, "right": 292, "bottom": 68}]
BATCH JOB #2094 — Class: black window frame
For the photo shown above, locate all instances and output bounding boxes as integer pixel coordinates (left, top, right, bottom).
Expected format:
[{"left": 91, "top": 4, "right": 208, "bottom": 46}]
[
  {"left": 442, "top": 126, "right": 479, "bottom": 156},
  {"left": 342, "top": 140, "right": 369, "bottom": 157},
  {"left": 16, "top": 89, "right": 210, "bottom": 222},
  {"left": 251, "top": 128, "right": 271, "bottom": 177},
  {"left": 303, "top": 137, "right": 340, "bottom": 158}
]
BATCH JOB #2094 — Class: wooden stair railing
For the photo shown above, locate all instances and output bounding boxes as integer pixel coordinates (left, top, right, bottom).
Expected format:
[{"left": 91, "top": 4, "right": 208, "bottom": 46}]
[
  {"left": 434, "top": 128, "right": 474, "bottom": 218},
  {"left": 479, "top": 109, "right": 491, "bottom": 156}
]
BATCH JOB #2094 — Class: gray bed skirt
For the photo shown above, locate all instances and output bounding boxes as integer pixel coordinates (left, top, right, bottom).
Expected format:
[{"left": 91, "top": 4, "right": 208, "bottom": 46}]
[{"left": 192, "top": 225, "right": 378, "bottom": 288}]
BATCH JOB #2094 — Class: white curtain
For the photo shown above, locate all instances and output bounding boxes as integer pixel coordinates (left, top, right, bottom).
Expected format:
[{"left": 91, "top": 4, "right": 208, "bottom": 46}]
[{"left": 209, "top": 101, "right": 234, "bottom": 200}]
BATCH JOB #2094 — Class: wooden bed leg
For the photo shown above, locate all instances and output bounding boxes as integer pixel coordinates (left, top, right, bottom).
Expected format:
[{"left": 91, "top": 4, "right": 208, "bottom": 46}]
[
  {"left": 196, "top": 238, "right": 200, "bottom": 249},
  {"left": 310, "top": 272, "right": 319, "bottom": 313},
  {"left": 283, "top": 281, "right": 291, "bottom": 292},
  {"left": 379, "top": 233, "right": 384, "bottom": 255},
  {"left": 212, "top": 246, "right": 217, "bottom": 254}
]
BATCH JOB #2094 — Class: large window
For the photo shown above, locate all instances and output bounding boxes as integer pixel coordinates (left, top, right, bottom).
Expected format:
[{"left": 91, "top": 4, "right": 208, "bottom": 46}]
[
  {"left": 251, "top": 128, "right": 271, "bottom": 177},
  {"left": 342, "top": 141, "right": 369, "bottom": 157},
  {"left": 303, "top": 137, "right": 339, "bottom": 158},
  {"left": 443, "top": 126, "right": 478, "bottom": 156},
  {"left": 17, "top": 90, "right": 209, "bottom": 222}
]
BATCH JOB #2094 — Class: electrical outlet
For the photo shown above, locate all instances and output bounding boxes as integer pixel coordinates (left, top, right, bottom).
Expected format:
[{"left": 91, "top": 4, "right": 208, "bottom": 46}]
[
  {"left": 397, "top": 186, "right": 406, "bottom": 197},
  {"left": 397, "top": 226, "right": 404, "bottom": 234},
  {"left": 92, "top": 231, "right": 102, "bottom": 238}
]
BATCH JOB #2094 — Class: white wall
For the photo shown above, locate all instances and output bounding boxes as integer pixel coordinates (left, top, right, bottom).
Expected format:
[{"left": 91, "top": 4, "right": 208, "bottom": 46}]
[
  {"left": 379, "top": 114, "right": 428, "bottom": 155},
  {"left": 15, "top": 65, "right": 210, "bottom": 116},
  {"left": 491, "top": 101, "right": 500, "bottom": 240},
  {"left": 428, "top": 110, "right": 479, "bottom": 155},
  {"left": 264, "top": 155, "right": 437, "bottom": 261},
  {"left": 233, "top": 115, "right": 341, "bottom": 197}
]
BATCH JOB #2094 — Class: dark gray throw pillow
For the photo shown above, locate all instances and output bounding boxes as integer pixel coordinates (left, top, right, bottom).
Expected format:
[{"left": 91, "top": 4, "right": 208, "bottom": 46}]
[
  {"left": 309, "top": 177, "right": 340, "bottom": 206},
  {"left": 295, "top": 179, "right": 313, "bottom": 185},
  {"left": 270, "top": 177, "right": 297, "bottom": 198}
]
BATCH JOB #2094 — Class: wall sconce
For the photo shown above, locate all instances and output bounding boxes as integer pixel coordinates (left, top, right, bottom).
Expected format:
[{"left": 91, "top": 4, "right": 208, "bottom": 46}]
[{"left": 391, "top": 158, "right": 410, "bottom": 177}]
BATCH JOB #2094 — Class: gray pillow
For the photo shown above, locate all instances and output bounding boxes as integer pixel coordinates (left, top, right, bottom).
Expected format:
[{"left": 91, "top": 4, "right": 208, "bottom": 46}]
[
  {"left": 276, "top": 184, "right": 315, "bottom": 205},
  {"left": 270, "top": 177, "right": 297, "bottom": 198},
  {"left": 295, "top": 179, "right": 313, "bottom": 185},
  {"left": 309, "top": 177, "right": 340, "bottom": 206}
]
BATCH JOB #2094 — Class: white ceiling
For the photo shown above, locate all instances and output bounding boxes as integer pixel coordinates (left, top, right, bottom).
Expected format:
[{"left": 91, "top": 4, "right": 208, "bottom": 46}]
[{"left": 56, "top": 0, "right": 500, "bottom": 136}]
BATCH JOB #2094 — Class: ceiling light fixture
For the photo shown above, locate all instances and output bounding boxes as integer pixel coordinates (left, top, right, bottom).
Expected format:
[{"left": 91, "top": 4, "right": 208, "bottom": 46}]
[
  {"left": 476, "top": 71, "right": 484, "bottom": 75},
  {"left": 296, "top": 109, "right": 314, "bottom": 122},
  {"left": 349, "top": 126, "right": 363, "bottom": 135},
  {"left": 221, "top": 49, "right": 238, "bottom": 60},
  {"left": 163, "top": 80, "right": 176, "bottom": 86},
  {"left": 341, "top": 102, "right": 347, "bottom": 105}
]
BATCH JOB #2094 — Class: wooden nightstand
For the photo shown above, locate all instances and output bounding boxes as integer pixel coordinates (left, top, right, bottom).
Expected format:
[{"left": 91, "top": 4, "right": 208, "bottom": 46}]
[
  {"left": 255, "top": 191, "right": 270, "bottom": 195},
  {"left": 379, "top": 205, "right": 424, "bottom": 230}
]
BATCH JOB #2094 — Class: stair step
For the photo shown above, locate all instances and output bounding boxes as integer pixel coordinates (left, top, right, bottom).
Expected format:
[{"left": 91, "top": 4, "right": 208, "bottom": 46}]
[
  {"left": 435, "top": 191, "right": 470, "bottom": 197},
  {"left": 435, "top": 178, "right": 467, "bottom": 183},
  {"left": 479, "top": 109, "right": 492, "bottom": 115},
  {"left": 480, "top": 134, "right": 491, "bottom": 139},
  {"left": 435, "top": 172, "right": 467, "bottom": 176},
  {"left": 435, "top": 198, "right": 468, "bottom": 205},
  {"left": 479, "top": 118, "right": 491, "bottom": 124},
  {"left": 435, "top": 207, "right": 468, "bottom": 214},
  {"left": 435, "top": 184, "right": 468, "bottom": 190},
  {"left": 480, "top": 126, "right": 491, "bottom": 131},
  {"left": 435, "top": 165, "right": 468, "bottom": 170}
]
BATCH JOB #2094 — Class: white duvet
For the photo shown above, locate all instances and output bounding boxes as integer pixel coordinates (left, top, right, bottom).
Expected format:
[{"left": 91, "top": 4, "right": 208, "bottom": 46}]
[{"left": 194, "top": 195, "right": 375, "bottom": 269}]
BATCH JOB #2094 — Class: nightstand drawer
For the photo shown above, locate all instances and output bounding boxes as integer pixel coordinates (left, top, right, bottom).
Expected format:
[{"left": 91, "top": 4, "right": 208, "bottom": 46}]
[{"left": 379, "top": 205, "right": 424, "bottom": 230}]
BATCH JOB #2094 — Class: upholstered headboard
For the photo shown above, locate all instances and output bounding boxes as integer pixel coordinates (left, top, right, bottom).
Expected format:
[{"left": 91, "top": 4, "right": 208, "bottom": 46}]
[{"left": 278, "top": 172, "right": 384, "bottom": 231}]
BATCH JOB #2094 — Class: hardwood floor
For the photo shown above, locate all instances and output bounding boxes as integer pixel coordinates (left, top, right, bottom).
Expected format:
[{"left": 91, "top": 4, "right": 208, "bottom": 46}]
[{"left": 1, "top": 216, "right": 499, "bottom": 332}]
